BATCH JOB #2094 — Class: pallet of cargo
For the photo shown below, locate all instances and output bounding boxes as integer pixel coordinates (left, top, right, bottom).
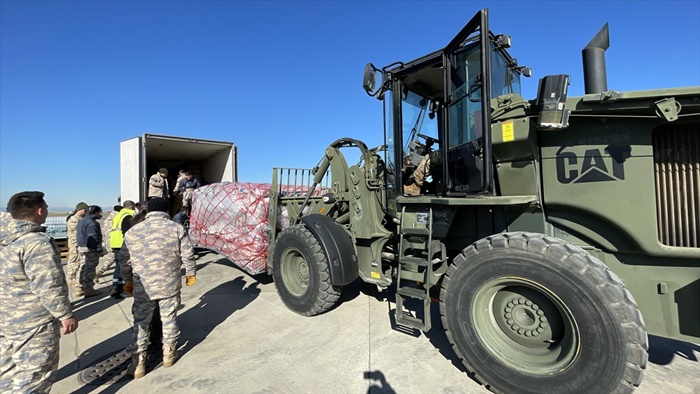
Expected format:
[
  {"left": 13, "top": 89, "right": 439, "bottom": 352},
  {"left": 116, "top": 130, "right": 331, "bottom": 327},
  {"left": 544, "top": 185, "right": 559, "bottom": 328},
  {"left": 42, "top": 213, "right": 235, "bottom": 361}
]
[{"left": 53, "top": 237, "right": 69, "bottom": 261}]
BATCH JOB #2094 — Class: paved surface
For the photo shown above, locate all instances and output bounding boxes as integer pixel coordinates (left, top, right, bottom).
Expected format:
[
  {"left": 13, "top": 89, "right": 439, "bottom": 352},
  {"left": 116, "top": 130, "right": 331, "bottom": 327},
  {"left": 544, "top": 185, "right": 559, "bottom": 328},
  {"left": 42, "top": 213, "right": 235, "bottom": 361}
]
[{"left": 53, "top": 251, "right": 700, "bottom": 394}]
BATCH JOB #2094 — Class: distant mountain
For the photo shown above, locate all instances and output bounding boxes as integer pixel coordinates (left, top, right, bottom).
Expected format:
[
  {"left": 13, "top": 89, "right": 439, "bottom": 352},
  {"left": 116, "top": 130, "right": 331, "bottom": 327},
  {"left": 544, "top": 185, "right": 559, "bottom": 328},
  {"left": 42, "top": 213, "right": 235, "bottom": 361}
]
[{"left": 49, "top": 206, "right": 112, "bottom": 213}]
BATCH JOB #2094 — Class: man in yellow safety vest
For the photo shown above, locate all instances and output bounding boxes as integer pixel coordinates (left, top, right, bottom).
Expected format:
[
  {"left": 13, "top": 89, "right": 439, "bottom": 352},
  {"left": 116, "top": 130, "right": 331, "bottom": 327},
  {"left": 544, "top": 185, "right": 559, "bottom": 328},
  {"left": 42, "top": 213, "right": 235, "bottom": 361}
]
[{"left": 109, "top": 200, "right": 136, "bottom": 299}]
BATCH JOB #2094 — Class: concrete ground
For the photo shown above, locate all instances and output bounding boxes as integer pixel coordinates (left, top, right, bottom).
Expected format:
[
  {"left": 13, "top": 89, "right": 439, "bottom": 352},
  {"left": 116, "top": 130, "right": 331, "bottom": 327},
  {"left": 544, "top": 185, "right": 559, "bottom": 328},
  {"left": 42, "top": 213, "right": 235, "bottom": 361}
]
[{"left": 53, "top": 251, "right": 700, "bottom": 394}]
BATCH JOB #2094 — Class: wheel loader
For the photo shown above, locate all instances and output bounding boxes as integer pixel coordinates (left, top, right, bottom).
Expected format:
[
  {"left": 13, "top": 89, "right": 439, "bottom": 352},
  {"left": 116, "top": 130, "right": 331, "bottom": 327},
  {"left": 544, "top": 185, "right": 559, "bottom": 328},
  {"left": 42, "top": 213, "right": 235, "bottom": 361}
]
[{"left": 265, "top": 8, "right": 700, "bottom": 394}]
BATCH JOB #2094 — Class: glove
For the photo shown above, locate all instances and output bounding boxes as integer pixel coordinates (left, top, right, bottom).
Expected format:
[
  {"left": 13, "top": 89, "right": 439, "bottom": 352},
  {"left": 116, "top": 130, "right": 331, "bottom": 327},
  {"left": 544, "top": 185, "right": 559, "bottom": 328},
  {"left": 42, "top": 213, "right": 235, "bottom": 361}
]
[
  {"left": 124, "top": 282, "right": 133, "bottom": 294},
  {"left": 186, "top": 276, "right": 196, "bottom": 286}
]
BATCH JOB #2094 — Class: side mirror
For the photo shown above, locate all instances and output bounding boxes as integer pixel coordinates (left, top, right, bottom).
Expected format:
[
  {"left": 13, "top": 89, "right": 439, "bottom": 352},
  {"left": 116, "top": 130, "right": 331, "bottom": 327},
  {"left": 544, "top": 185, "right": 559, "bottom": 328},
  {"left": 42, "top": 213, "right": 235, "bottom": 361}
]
[
  {"left": 363, "top": 63, "right": 378, "bottom": 95},
  {"left": 536, "top": 74, "right": 571, "bottom": 130}
]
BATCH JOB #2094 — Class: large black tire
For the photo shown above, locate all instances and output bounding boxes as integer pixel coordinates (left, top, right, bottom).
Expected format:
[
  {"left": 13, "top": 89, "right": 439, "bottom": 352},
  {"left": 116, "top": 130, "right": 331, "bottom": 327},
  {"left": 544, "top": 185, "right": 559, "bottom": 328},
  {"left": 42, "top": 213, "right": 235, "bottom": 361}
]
[
  {"left": 272, "top": 225, "right": 341, "bottom": 316},
  {"left": 439, "top": 232, "right": 648, "bottom": 394}
]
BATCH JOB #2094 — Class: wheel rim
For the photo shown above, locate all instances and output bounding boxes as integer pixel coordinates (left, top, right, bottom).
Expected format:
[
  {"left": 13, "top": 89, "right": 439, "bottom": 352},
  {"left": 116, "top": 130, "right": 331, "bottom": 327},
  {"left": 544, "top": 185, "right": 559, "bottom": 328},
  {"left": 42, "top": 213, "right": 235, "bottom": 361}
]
[
  {"left": 280, "top": 246, "right": 310, "bottom": 297},
  {"left": 471, "top": 276, "right": 580, "bottom": 375}
]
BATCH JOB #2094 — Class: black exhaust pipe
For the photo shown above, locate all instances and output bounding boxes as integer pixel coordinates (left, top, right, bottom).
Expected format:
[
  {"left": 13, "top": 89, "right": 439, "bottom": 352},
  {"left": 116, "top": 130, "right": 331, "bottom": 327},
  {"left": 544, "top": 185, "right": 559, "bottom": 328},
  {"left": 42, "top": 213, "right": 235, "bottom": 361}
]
[{"left": 582, "top": 23, "right": 609, "bottom": 94}]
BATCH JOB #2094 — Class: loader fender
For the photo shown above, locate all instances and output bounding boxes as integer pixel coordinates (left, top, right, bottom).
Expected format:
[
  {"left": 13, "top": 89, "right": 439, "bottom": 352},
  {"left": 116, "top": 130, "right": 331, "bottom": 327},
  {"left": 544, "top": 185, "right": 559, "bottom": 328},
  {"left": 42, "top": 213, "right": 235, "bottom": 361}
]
[{"left": 301, "top": 214, "right": 358, "bottom": 285}]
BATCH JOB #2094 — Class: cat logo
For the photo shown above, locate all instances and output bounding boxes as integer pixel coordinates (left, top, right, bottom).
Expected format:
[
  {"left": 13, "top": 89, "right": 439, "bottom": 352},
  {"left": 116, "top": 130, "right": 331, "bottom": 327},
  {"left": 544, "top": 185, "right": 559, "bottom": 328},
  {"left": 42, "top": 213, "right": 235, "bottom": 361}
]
[{"left": 556, "top": 147, "right": 627, "bottom": 184}]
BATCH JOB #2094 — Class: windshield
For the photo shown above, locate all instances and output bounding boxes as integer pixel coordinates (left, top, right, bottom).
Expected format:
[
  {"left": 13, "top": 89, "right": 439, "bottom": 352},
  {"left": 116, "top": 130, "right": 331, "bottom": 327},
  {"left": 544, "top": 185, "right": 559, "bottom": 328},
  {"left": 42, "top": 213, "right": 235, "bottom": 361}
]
[{"left": 401, "top": 89, "right": 437, "bottom": 157}]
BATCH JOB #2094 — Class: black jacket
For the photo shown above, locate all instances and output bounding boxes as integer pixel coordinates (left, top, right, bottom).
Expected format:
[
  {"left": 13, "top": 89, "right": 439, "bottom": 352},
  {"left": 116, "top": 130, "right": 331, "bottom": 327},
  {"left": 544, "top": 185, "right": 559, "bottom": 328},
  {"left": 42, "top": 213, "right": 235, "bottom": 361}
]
[
  {"left": 179, "top": 178, "right": 201, "bottom": 193},
  {"left": 77, "top": 215, "right": 103, "bottom": 251}
]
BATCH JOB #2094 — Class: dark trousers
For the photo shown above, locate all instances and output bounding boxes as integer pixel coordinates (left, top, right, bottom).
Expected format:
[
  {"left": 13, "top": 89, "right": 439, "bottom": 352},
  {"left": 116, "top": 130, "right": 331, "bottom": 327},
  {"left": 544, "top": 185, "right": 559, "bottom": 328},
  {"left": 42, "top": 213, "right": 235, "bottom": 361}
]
[{"left": 112, "top": 248, "right": 123, "bottom": 284}]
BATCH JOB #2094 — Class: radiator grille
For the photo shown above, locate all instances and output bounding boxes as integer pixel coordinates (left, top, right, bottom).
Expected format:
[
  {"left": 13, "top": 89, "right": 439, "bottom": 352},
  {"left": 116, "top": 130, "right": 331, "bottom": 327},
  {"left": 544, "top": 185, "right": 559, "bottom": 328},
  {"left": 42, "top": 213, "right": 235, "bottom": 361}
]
[{"left": 653, "top": 123, "right": 700, "bottom": 248}]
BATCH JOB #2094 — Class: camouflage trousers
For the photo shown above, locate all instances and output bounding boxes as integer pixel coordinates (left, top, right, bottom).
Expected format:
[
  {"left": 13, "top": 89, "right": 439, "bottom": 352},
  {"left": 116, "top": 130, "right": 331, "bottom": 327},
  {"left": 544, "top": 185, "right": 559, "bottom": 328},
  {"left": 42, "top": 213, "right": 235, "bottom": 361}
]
[
  {"left": 182, "top": 189, "right": 194, "bottom": 207},
  {"left": 413, "top": 151, "right": 441, "bottom": 187},
  {"left": 78, "top": 247, "right": 99, "bottom": 289},
  {"left": 0, "top": 320, "right": 61, "bottom": 394},
  {"left": 131, "top": 293, "right": 181, "bottom": 354},
  {"left": 66, "top": 246, "right": 80, "bottom": 285},
  {"left": 96, "top": 250, "right": 115, "bottom": 276}
]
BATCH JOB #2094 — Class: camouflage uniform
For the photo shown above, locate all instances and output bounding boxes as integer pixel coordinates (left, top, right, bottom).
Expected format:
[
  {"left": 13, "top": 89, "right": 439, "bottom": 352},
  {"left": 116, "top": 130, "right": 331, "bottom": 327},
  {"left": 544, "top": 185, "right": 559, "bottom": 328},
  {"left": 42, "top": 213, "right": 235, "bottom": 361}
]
[
  {"left": 66, "top": 214, "right": 82, "bottom": 286},
  {"left": 172, "top": 173, "right": 186, "bottom": 212},
  {"left": 96, "top": 210, "right": 119, "bottom": 276},
  {"left": 148, "top": 173, "right": 170, "bottom": 199},
  {"left": 0, "top": 219, "right": 73, "bottom": 393},
  {"left": 120, "top": 211, "right": 195, "bottom": 354}
]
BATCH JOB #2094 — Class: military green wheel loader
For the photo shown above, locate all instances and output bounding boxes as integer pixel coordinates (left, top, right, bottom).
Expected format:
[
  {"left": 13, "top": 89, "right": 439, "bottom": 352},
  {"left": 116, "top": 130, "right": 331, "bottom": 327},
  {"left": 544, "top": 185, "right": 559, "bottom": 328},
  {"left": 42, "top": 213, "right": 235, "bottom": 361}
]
[{"left": 265, "top": 9, "right": 700, "bottom": 394}]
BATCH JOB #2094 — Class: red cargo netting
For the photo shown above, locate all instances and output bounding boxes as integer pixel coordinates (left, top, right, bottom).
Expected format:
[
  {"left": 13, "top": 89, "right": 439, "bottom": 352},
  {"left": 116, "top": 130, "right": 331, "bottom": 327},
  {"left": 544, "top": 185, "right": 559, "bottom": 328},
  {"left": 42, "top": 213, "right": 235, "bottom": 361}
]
[{"left": 189, "top": 182, "right": 274, "bottom": 275}]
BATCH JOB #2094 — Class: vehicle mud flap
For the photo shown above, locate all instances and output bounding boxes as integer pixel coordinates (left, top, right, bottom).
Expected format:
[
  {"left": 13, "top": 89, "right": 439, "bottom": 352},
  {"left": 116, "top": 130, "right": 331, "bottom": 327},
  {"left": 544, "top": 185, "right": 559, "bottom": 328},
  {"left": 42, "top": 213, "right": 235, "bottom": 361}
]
[{"left": 301, "top": 214, "right": 358, "bottom": 285}]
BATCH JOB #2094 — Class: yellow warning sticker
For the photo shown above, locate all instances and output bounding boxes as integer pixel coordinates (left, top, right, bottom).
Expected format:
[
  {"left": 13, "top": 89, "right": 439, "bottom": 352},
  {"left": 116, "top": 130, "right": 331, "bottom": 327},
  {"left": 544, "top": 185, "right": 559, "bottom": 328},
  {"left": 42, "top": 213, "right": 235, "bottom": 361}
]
[
  {"left": 370, "top": 271, "right": 381, "bottom": 279},
  {"left": 502, "top": 122, "right": 515, "bottom": 142}
]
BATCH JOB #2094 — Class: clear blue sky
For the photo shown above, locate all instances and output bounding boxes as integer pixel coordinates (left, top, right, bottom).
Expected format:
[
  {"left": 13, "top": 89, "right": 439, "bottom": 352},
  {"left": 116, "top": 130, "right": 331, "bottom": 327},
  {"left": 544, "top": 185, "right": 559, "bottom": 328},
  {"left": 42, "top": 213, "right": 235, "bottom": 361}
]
[{"left": 2, "top": 0, "right": 699, "bottom": 209}]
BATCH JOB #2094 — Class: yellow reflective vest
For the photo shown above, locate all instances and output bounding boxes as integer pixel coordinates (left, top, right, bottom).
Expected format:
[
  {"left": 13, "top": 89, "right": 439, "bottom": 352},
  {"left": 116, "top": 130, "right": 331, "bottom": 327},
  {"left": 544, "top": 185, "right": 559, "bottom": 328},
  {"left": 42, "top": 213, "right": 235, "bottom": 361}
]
[{"left": 109, "top": 208, "right": 135, "bottom": 249}]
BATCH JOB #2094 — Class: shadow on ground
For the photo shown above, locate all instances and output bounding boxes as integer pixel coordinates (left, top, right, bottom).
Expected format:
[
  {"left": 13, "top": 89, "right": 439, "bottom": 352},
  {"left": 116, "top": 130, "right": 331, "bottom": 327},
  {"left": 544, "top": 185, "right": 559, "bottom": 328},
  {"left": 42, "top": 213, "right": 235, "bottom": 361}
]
[
  {"left": 56, "top": 276, "right": 260, "bottom": 393},
  {"left": 365, "top": 369, "right": 397, "bottom": 393},
  {"left": 648, "top": 334, "right": 700, "bottom": 365}
]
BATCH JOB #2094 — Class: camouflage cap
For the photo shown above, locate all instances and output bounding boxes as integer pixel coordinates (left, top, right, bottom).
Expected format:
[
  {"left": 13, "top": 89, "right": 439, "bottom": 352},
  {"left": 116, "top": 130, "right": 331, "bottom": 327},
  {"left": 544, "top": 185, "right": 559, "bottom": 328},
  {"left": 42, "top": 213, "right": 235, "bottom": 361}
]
[{"left": 76, "top": 202, "right": 89, "bottom": 211}]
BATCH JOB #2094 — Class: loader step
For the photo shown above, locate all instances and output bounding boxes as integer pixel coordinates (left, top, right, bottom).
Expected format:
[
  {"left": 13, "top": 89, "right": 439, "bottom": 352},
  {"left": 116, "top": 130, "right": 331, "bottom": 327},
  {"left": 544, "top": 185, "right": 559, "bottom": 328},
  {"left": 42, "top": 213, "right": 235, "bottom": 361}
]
[
  {"left": 396, "top": 313, "right": 425, "bottom": 331},
  {"left": 397, "top": 287, "right": 429, "bottom": 300},
  {"left": 399, "top": 256, "right": 429, "bottom": 267},
  {"left": 401, "top": 227, "right": 430, "bottom": 236}
]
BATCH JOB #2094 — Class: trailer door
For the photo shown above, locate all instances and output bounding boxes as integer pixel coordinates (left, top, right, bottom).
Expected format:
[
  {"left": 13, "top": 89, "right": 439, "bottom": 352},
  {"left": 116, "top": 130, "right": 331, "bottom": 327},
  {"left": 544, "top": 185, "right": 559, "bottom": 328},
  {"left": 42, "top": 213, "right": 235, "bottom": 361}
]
[{"left": 120, "top": 136, "right": 144, "bottom": 202}]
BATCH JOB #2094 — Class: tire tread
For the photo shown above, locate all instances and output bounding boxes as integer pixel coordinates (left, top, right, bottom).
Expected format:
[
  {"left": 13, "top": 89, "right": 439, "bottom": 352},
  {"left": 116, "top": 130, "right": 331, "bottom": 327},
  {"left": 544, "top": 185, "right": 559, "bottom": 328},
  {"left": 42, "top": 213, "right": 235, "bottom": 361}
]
[{"left": 439, "top": 232, "right": 648, "bottom": 393}]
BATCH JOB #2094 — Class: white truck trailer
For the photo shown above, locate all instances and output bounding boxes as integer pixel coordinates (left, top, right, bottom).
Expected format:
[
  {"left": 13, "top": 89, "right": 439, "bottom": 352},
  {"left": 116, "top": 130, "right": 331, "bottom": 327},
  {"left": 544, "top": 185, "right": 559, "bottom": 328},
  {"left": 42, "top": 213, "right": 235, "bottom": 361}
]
[{"left": 120, "top": 133, "right": 237, "bottom": 202}]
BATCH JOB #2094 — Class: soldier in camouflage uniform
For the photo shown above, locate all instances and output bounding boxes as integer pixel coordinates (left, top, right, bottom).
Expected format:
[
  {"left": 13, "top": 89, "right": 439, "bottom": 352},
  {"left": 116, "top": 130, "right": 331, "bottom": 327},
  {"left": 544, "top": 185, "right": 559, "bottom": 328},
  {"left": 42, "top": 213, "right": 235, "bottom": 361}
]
[
  {"left": 95, "top": 205, "right": 122, "bottom": 283},
  {"left": 148, "top": 168, "right": 170, "bottom": 200},
  {"left": 120, "top": 197, "right": 196, "bottom": 378},
  {"left": 66, "top": 202, "right": 88, "bottom": 287},
  {"left": 0, "top": 191, "right": 79, "bottom": 393}
]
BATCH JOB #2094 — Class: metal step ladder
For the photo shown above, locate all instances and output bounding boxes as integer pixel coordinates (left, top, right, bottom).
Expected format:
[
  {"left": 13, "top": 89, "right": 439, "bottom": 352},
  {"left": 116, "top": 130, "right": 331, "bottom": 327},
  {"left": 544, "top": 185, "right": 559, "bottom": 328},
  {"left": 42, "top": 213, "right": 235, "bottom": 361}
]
[{"left": 395, "top": 206, "right": 434, "bottom": 331}]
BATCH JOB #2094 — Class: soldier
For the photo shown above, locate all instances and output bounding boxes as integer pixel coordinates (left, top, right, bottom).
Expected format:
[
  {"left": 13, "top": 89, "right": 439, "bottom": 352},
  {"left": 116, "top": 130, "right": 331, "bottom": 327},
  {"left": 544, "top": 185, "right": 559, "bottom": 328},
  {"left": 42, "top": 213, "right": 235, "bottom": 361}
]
[
  {"left": 148, "top": 168, "right": 170, "bottom": 200},
  {"left": 76, "top": 205, "right": 104, "bottom": 297},
  {"left": 120, "top": 197, "right": 196, "bottom": 379},
  {"left": 404, "top": 150, "right": 442, "bottom": 196},
  {"left": 95, "top": 205, "right": 122, "bottom": 283},
  {"left": 172, "top": 169, "right": 187, "bottom": 213},
  {"left": 178, "top": 171, "right": 201, "bottom": 210},
  {"left": 66, "top": 202, "right": 88, "bottom": 286},
  {"left": 108, "top": 200, "right": 136, "bottom": 299},
  {"left": 0, "top": 191, "right": 78, "bottom": 393}
]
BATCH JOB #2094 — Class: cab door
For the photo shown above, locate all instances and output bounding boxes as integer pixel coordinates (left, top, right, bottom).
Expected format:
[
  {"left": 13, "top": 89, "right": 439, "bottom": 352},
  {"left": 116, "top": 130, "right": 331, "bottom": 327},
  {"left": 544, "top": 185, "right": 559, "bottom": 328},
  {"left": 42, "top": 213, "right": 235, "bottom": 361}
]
[{"left": 441, "top": 9, "right": 493, "bottom": 194}]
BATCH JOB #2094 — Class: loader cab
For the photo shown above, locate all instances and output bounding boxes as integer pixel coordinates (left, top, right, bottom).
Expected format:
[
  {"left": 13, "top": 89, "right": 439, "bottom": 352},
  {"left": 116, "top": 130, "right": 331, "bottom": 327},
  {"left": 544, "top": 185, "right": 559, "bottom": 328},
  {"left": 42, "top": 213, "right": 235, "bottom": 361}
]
[{"left": 364, "top": 9, "right": 524, "bottom": 199}]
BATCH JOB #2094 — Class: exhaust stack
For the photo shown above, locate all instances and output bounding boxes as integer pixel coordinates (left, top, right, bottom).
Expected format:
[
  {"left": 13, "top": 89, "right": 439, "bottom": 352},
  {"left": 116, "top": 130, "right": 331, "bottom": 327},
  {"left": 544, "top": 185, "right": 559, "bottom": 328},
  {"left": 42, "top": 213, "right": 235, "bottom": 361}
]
[{"left": 582, "top": 23, "right": 609, "bottom": 94}]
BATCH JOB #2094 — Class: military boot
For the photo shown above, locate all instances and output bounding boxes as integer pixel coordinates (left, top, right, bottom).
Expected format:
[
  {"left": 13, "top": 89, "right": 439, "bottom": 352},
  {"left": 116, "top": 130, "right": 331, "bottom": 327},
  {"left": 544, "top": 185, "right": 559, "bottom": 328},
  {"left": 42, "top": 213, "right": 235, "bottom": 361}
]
[
  {"left": 110, "top": 284, "right": 124, "bottom": 299},
  {"left": 162, "top": 343, "right": 179, "bottom": 368},
  {"left": 127, "top": 352, "right": 147, "bottom": 379},
  {"left": 403, "top": 183, "right": 421, "bottom": 196},
  {"left": 82, "top": 287, "right": 102, "bottom": 298}
]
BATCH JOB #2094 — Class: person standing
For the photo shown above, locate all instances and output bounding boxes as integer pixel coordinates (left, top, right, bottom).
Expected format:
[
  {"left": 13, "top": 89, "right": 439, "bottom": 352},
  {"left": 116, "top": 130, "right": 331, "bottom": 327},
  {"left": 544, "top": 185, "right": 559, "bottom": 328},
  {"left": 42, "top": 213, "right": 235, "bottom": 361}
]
[
  {"left": 66, "top": 202, "right": 88, "bottom": 286},
  {"left": 108, "top": 200, "right": 135, "bottom": 299},
  {"left": 76, "top": 205, "right": 104, "bottom": 297},
  {"left": 178, "top": 171, "right": 201, "bottom": 210},
  {"left": 95, "top": 205, "right": 122, "bottom": 283},
  {"left": 148, "top": 168, "right": 170, "bottom": 200},
  {"left": 0, "top": 191, "right": 78, "bottom": 393},
  {"left": 120, "top": 197, "right": 196, "bottom": 379},
  {"left": 172, "top": 169, "right": 187, "bottom": 213}
]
